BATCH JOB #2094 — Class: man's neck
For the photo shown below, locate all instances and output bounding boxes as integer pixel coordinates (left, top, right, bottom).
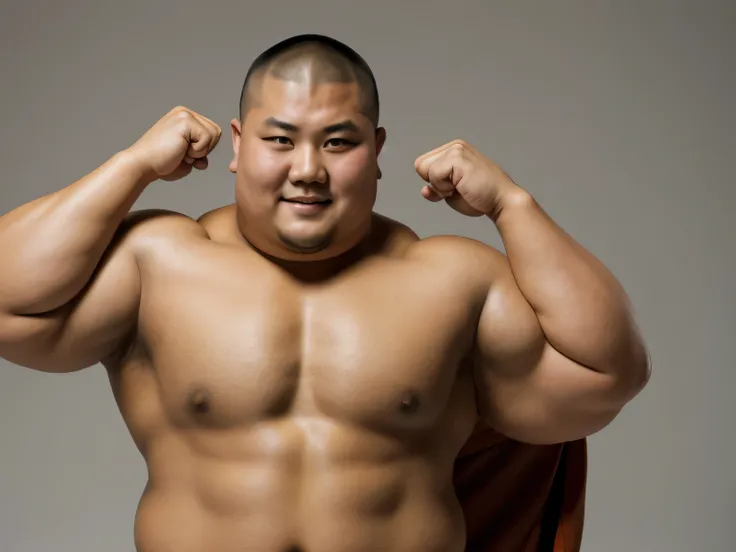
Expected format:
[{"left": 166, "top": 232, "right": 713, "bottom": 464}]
[{"left": 247, "top": 236, "right": 375, "bottom": 283}]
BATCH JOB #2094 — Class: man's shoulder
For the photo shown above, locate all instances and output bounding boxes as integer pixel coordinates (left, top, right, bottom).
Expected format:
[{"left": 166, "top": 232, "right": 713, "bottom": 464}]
[
  {"left": 122, "top": 207, "right": 204, "bottom": 232},
  {"left": 371, "top": 213, "right": 498, "bottom": 254},
  {"left": 115, "top": 208, "right": 211, "bottom": 255},
  {"left": 372, "top": 213, "right": 509, "bottom": 281},
  {"left": 407, "top": 232, "right": 507, "bottom": 273},
  {"left": 121, "top": 203, "right": 237, "bottom": 241}
]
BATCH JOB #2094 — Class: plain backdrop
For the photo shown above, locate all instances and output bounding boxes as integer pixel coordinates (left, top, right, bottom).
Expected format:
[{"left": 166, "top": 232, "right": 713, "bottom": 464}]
[{"left": 1, "top": 1, "right": 734, "bottom": 551}]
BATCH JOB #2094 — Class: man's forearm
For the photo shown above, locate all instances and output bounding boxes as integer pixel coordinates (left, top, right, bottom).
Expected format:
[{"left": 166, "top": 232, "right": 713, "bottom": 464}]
[{"left": 492, "top": 188, "right": 649, "bottom": 381}]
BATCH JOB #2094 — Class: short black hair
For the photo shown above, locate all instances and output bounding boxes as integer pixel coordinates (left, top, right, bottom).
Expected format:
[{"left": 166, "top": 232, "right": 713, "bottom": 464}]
[{"left": 238, "top": 34, "right": 380, "bottom": 127}]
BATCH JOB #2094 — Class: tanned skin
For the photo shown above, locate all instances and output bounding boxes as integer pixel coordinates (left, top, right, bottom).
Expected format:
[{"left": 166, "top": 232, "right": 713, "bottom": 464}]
[{"left": 0, "top": 46, "right": 649, "bottom": 552}]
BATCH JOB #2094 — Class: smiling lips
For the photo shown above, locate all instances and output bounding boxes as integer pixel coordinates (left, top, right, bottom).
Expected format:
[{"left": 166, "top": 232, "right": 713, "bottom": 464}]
[
  {"left": 281, "top": 195, "right": 332, "bottom": 204},
  {"left": 280, "top": 196, "right": 332, "bottom": 215}
]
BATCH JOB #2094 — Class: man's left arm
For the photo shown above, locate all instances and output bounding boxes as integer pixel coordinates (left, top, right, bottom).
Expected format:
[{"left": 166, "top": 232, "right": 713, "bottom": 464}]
[{"left": 415, "top": 140, "right": 651, "bottom": 444}]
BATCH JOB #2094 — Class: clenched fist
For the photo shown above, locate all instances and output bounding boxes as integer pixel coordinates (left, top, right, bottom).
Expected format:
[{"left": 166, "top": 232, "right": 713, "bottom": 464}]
[
  {"left": 127, "top": 106, "right": 222, "bottom": 182},
  {"left": 414, "top": 140, "right": 520, "bottom": 219}
]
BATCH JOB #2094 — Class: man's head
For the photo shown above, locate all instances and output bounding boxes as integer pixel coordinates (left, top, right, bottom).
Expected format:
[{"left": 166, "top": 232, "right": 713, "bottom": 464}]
[{"left": 229, "top": 34, "right": 386, "bottom": 262}]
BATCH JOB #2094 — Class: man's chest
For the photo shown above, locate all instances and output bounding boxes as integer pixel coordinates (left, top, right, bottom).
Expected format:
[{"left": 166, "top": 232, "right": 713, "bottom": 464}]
[{"left": 132, "top": 247, "right": 484, "bottom": 427}]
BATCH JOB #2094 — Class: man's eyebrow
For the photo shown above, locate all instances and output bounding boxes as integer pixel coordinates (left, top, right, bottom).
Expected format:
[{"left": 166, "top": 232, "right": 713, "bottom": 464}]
[
  {"left": 323, "top": 120, "right": 359, "bottom": 133},
  {"left": 263, "top": 117, "right": 299, "bottom": 132},
  {"left": 262, "top": 117, "right": 360, "bottom": 134}
]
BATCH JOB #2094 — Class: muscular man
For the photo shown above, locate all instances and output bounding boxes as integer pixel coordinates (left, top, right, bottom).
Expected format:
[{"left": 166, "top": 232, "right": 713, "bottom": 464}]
[{"left": 0, "top": 34, "right": 649, "bottom": 551}]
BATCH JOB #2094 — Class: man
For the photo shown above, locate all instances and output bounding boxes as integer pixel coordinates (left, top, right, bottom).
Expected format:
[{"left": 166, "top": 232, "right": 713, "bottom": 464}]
[{"left": 0, "top": 34, "right": 649, "bottom": 552}]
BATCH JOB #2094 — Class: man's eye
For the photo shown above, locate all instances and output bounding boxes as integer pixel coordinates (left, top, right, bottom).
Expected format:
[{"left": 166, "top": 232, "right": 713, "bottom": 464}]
[
  {"left": 325, "top": 138, "right": 354, "bottom": 148},
  {"left": 265, "top": 136, "right": 292, "bottom": 145}
]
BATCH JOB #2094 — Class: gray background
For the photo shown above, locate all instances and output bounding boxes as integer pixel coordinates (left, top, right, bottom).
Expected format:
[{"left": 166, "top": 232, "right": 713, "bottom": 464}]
[{"left": 0, "top": 1, "right": 733, "bottom": 550}]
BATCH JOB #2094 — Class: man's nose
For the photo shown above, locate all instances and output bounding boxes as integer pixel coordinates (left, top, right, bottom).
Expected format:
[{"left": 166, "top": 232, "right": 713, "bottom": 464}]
[{"left": 288, "top": 145, "right": 327, "bottom": 185}]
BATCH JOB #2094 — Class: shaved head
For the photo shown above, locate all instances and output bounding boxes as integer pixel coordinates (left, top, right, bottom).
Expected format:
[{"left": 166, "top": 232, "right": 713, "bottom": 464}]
[
  {"left": 239, "top": 34, "right": 380, "bottom": 127},
  {"left": 230, "top": 34, "right": 386, "bottom": 264}
]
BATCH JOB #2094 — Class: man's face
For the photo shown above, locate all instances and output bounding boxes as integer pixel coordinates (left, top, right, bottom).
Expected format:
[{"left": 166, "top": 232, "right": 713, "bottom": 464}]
[{"left": 229, "top": 74, "right": 386, "bottom": 261}]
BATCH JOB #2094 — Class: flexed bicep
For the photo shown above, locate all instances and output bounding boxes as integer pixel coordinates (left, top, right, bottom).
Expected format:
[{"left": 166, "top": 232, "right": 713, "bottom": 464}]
[{"left": 472, "top": 256, "right": 630, "bottom": 445}]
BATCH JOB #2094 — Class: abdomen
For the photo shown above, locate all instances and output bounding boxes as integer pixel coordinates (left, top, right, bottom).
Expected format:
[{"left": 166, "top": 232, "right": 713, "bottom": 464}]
[{"left": 133, "top": 420, "right": 466, "bottom": 552}]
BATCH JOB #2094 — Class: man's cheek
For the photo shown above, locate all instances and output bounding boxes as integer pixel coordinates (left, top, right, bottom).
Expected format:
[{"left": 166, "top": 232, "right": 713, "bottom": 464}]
[{"left": 334, "top": 155, "right": 376, "bottom": 184}]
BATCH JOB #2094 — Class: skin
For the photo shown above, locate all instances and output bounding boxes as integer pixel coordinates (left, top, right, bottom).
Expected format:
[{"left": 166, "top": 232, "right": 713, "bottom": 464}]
[
  {"left": 0, "top": 55, "right": 649, "bottom": 552},
  {"left": 232, "top": 73, "right": 384, "bottom": 263}
]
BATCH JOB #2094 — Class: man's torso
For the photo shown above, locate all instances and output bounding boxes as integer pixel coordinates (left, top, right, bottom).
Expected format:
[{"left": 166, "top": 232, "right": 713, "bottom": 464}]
[{"left": 105, "top": 206, "right": 492, "bottom": 552}]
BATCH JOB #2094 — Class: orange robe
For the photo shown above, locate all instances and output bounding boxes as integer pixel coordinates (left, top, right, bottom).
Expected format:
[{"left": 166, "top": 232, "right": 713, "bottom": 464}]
[{"left": 454, "top": 422, "right": 587, "bottom": 551}]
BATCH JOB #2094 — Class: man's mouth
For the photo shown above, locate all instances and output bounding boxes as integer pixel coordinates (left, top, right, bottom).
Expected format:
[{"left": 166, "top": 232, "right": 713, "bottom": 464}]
[
  {"left": 279, "top": 196, "right": 333, "bottom": 215},
  {"left": 280, "top": 197, "right": 332, "bottom": 205}
]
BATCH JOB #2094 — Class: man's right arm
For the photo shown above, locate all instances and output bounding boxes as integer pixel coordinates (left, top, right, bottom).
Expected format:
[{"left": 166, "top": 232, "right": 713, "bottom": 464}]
[
  {"left": 0, "top": 152, "right": 152, "bottom": 372},
  {"left": 0, "top": 106, "right": 221, "bottom": 373}
]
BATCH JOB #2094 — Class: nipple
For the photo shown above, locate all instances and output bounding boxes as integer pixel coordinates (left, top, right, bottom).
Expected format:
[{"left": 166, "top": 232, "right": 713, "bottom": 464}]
[
  {"left": 399, "top": 392, "right": 420, "bottom": 415},
  {"left": 188, "top": 388, "right": 211, "bottom": 415}
]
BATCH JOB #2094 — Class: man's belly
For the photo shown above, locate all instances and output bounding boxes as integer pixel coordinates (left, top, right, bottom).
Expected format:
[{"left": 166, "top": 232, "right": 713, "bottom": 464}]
[{"left": 132, "top": 421, "right": 467, "bottom": 552}]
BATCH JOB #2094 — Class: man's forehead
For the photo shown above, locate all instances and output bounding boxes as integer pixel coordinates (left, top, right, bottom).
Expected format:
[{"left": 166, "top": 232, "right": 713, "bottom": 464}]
[
  {"left": 258, "top": 75, "right": 362, "bottom": 105},
  {"left": 250, "top": 77, "right": 368, "bottom": 127}
]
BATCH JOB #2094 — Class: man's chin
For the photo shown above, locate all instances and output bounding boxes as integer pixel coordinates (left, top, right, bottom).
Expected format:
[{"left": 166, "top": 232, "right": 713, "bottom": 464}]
[
  {"left": 281, "top": 240, "right": 331, "bottom": 256},
  {"left": 276, "top": 231, "right": 336, "bottom": 258}
]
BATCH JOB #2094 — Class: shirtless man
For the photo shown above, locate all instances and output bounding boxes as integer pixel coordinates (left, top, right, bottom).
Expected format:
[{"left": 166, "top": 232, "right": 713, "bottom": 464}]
[{"left": 0, "top": 34, "right": 650, "bottom": 551}]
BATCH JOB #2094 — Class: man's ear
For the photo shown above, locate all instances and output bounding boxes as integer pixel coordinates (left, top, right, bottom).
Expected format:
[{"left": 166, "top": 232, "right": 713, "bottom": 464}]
[
  {"left": 375, "top": 127, "right": 386, "bottom": 179},
  {"left": 228, "top": 118, "right": 242, "bottom": 173}
]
